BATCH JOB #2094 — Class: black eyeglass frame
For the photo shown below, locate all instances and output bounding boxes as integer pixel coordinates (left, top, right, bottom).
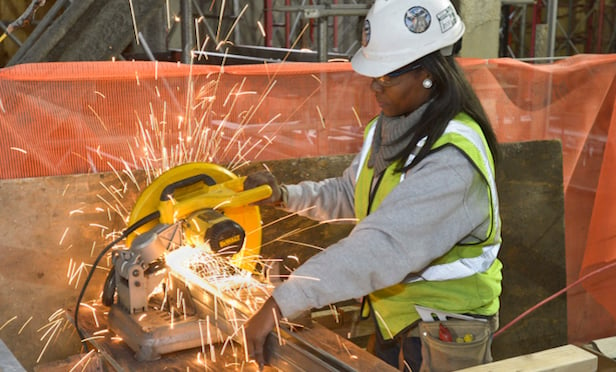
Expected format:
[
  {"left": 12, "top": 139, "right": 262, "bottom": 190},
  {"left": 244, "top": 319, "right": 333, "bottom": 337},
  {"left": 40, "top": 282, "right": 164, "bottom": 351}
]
[
  {"left": 373, "top": 63, "right": 423, "bottom": 87},
  {"left": 386, "top": 63, "right": 423, "bottom": 78}
]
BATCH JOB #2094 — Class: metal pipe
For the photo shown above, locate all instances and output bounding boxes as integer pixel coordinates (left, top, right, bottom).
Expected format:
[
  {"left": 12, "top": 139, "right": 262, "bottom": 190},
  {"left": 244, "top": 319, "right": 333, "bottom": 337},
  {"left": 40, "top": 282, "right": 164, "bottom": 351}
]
[
  {"left": 520, "top": 5, "right": 527, "bottom": 58},
  {"left": 137, "top": 32, "right": 157, "bottom": 61},
  {"left": 333, "top": 0, "right": 338, "bottom": 51},
  {"left": 264, "top": 0, "right": 273, "bottom": 47},
  {"left": 233, "top": 0, "right": 241, "bottom": 45},
  {"left": 0, "top": 21, "right": 22, "bottom": 47},
  {"left": 556, "top": 16, "right": 580, "bottom": 54},
  {"left": 517, "top": 55, "right": 569, "bottom": 62},
  {"left": 597, "top": 0, "right": 605, "bottom": 52},
  {"left": 289, "top": 0, "right": 309, "bottom": 49},
  {"left": 546, "top": 0, "right": 558, "bottom": 58},
  {"left": 191, "top": 0, "right": 217, "bottom": 45},
  {"left": 501, "top": 5, "right": 511, "bottom": 57},
  {"left": 7, "top": 0, "right": 70, "bottom": 65},
  {"left": 317, "top": 16, "right": 328, "bottom": 61},
  {"left": 585, "top": 0, "right": 594, "bottom": 52},
  {"left": 180, "top": 0, "right": 194, "bottom": 64},
  {"left": 567, "top": 0, "right": 574, "bottom": 55},
  {"left": 530, "top": 1, "right": 542, "bottom": 58},
  {"left": 285, "top": 0, "right": 291, "bottom": 48}
]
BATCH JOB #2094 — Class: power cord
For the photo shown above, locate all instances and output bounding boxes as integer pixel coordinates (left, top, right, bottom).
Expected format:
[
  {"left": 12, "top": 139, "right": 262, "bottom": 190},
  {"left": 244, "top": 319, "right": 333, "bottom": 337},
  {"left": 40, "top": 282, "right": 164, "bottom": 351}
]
[{"left": 73, "top": 211, "right": 160, "bottom": 350}]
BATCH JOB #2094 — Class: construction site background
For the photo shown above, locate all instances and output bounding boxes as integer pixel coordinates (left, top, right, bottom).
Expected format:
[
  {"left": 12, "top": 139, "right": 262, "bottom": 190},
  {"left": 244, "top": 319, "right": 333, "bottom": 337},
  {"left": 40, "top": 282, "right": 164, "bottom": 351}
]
[
  {"left": 2, "top": 1, "right": 616, "bottom": 67},
  {"left": 0, "top": 54, "right": 615, "bottom": 352}
]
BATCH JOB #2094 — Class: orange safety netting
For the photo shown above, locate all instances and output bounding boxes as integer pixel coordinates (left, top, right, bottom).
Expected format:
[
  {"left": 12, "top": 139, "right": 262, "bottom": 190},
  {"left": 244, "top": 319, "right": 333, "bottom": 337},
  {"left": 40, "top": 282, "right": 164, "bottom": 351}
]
[{"left": 0, "top": 55, "right": 615, "bottom": 344}]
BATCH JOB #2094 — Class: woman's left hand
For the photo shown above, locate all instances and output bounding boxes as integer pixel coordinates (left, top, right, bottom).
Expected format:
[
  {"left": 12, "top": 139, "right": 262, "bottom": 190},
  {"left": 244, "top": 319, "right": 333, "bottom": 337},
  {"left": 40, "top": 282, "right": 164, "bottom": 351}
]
[{"left": 243, "top": 296, "right": 282, "bottom": 369}]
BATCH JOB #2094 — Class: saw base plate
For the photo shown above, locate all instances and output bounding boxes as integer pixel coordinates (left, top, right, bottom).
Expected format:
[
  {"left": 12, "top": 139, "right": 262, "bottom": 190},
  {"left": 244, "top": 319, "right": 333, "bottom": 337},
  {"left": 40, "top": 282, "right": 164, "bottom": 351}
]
[{"left": 107, "top": 305, "right": 223, "bottom": 361}]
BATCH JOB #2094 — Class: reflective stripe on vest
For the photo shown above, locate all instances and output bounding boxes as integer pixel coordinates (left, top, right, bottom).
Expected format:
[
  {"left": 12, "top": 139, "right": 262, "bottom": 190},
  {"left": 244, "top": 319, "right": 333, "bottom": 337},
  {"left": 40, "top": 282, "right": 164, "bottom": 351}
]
[
  {"left": 355, "top": 122, "right": 376, "bottom": 183},
  {"left": 409, "top": 119, "right": 500, "bottom": 281}
]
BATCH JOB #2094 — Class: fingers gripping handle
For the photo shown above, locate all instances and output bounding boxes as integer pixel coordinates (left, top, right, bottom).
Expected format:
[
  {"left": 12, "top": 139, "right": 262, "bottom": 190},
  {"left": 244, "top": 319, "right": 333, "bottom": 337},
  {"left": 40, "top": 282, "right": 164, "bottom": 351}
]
[
  {"left": 243, "top": 171, "right": 283, "bottom": 206},
  {"left": 237, "top": 180, "right": 274, "bottom": 206}
]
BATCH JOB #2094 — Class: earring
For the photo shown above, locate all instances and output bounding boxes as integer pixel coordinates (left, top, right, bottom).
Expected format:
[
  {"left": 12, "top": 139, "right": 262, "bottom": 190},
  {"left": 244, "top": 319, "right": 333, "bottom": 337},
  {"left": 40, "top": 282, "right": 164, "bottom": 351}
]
[{"left": 422, "top": 78, "right": 433, "bottom": 89}]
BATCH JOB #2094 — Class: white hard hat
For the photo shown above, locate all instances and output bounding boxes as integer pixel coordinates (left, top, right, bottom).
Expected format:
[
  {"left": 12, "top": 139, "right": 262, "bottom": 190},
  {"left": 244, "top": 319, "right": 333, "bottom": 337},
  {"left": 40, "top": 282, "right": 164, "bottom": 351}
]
[{"left": 351, "top": 0, "right": 465, "bottom": 77}]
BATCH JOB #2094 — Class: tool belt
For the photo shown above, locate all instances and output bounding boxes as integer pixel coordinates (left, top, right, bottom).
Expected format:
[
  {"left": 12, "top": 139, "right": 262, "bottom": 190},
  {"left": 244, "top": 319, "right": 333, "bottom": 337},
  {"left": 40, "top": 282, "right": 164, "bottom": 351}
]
[
  {"left": 362, "top": 297, "right": 498, "bottom": 371},
  {"left": 417, "top": 316, "right": 498, "bottom": 372}
]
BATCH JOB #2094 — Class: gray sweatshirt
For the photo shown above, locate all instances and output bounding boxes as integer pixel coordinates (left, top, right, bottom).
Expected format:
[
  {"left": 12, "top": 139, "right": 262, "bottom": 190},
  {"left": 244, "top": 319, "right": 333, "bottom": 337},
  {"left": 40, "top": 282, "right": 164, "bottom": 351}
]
[{"left": 272, "top": 145, "right": 491, "bottom": 319}]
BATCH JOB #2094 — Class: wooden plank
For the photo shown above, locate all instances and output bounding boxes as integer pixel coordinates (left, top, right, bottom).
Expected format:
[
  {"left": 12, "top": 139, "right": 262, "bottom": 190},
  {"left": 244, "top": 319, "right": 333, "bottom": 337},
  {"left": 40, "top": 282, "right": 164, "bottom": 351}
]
[
  {"left": 458, "top": 345, "right": 597, "bottom": 372},
  {"left": 580, "top": 344, "right": 616, "bottom": 372}
]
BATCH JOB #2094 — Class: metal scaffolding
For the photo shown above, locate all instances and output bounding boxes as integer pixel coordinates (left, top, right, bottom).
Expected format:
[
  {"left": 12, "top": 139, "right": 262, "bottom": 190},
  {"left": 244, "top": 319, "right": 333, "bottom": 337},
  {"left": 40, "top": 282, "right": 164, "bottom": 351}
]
[
  {"left": 263, "top": 0, "right": 369, "bottom": 62},
  {"left": 501, "top": 0, "right": 616, "bottom": 61}
]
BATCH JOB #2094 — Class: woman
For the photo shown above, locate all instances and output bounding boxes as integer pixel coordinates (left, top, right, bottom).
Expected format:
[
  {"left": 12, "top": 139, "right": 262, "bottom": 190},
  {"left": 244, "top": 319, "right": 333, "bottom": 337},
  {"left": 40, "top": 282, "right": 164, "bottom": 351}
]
[{"left": 243, "top": 0, "right": 502, "bottom": 370}]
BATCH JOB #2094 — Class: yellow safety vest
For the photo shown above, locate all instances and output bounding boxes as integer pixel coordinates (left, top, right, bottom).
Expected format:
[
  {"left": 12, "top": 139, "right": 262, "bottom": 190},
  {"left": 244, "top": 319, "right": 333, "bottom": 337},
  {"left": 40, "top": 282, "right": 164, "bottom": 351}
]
[{"left": 354, "top": 113, "right": 502, "bottom": 339}]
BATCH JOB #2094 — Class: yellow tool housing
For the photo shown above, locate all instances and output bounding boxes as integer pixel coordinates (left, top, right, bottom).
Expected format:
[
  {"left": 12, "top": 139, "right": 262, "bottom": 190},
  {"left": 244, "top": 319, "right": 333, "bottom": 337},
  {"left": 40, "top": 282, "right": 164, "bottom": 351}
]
[{"left": 126, "top": 162, "right": 271, "bottom": 272}]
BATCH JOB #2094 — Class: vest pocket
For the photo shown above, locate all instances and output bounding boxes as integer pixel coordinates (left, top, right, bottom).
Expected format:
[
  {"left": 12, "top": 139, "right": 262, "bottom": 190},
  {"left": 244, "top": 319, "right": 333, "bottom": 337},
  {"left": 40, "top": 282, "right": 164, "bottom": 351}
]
[{"left": 418, "top": 320, "right": 492, "bottom": 372}]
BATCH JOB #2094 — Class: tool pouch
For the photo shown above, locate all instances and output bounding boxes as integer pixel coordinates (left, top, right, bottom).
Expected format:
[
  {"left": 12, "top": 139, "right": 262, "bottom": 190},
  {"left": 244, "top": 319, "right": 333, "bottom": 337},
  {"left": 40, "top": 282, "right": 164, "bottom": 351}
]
[{"left": 418, "top": 320, "right": 492, "bottom": 372}]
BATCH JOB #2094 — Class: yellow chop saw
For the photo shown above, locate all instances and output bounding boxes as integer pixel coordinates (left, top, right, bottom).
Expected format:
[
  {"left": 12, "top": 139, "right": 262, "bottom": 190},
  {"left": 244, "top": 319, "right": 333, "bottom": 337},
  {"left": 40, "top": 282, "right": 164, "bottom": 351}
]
[
  {"left": 91, "top": 162, "right": 272, "bottom": 361},
  {"left": 73, "top": 162, "right": 396, "bottom": 370}
]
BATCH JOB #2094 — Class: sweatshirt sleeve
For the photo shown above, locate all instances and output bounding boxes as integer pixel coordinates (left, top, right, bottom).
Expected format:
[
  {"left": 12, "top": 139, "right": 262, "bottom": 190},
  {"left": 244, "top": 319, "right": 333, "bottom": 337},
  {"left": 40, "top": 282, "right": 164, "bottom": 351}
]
[
  {"left": 272, "top": 146, "right": 492, "bottom": 319},
  {"left": 280, "top": 154, "right": 362, "bottom": 221}
]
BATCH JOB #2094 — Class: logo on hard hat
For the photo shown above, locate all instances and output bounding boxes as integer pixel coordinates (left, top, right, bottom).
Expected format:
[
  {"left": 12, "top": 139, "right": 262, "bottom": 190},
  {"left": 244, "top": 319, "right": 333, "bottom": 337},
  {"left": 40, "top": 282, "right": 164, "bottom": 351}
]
[
  {"left": 404, "top": 6, "right": 431, "bottom": 34},
  {"left": 437, "top": 5, "right": 458, "bottom": 33},
  {"left": 362, "top": 20, "right": 371, "bottom": 47}
]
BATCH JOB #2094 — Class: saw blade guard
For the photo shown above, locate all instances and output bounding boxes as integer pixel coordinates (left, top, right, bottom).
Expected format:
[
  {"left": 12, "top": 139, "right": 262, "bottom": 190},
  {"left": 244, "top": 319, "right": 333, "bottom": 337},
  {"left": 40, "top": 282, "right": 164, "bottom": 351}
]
[{"left": 126, "top": 162, "right": 271, "bottom": 272}]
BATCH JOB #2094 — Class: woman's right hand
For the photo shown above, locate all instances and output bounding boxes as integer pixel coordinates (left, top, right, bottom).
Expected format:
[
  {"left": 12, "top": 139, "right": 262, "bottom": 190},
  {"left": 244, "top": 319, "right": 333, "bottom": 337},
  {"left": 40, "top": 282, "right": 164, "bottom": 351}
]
[{"left": 243, "top": 171, "right": 283, "bottom": 206}]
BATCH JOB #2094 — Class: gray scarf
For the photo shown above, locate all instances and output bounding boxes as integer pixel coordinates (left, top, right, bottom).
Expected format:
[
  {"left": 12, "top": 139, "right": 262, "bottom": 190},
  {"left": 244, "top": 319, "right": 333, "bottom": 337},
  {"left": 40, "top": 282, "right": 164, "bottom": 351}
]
[{"left": 367, "top": 102, "right": 430, "bottom": 175}]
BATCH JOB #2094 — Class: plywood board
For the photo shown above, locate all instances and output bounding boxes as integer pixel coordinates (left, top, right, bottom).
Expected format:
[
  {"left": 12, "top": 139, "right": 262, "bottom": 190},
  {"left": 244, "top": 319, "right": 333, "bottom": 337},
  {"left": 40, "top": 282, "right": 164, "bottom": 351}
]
[{"left": 458, "top": 344, "right": 597, "bottom": 372}]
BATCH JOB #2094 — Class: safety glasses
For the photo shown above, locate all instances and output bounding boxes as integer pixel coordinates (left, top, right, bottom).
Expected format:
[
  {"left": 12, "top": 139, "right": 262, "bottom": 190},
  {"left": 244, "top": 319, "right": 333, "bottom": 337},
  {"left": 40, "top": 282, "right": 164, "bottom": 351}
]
[{"left": 373, "top": 63, "right": 422, "bottom": 87}]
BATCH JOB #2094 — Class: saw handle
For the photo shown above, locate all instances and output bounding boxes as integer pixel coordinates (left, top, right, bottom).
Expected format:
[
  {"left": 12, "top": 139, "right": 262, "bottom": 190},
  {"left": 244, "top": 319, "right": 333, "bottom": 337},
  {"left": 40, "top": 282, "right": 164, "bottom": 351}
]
[
  {"left": 160, "top": 174, "right": 216, "bottom": 201},
  {"left": 157, "top": 174, "right": 273, "bottom": 224}
]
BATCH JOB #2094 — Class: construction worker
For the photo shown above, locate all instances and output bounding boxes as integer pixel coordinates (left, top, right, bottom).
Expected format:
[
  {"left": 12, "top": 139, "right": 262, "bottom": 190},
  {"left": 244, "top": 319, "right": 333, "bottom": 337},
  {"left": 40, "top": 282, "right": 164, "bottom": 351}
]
[{"left": 243, "top": 0, "right": 502, "bottom": 370}]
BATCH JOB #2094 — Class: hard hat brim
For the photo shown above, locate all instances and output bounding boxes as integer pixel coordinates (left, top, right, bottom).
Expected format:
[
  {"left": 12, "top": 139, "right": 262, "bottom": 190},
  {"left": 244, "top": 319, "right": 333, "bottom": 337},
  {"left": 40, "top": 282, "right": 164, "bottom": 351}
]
[{"left": 351, "top": 48, "right": 408, "bottom": 78}]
